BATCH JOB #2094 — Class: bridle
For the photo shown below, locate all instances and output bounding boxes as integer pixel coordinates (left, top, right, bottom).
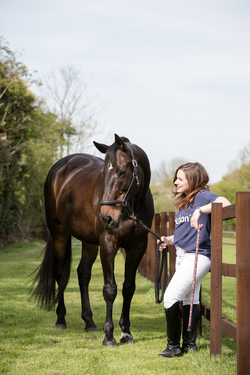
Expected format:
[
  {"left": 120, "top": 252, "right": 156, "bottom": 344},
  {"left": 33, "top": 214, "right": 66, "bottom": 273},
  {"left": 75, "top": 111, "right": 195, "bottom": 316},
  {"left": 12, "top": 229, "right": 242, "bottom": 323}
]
[{"left": 100, "top": 144, "right": 140, "bottom": 217}]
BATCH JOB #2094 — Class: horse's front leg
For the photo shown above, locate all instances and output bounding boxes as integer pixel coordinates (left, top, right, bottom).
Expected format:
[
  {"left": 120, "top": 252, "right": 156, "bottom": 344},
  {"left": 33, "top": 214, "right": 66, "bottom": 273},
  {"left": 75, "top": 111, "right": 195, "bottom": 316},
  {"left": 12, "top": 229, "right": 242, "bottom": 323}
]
[
  {"left": 119, "top": 240, "right": 147, "bottom": 344},
  {"left": 77, "top": 243, "right": 99, "bottom": 332},
  {"left": 100, "top": 241, "right": 118, "bottom": 347}
]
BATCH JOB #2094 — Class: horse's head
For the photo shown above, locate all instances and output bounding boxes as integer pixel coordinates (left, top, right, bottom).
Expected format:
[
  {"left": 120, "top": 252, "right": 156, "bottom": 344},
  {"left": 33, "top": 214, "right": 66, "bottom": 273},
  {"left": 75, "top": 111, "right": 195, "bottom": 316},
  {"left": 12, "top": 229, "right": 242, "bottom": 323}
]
[{"left": 94, "top": 134, "right": 149, "bottom": 229}]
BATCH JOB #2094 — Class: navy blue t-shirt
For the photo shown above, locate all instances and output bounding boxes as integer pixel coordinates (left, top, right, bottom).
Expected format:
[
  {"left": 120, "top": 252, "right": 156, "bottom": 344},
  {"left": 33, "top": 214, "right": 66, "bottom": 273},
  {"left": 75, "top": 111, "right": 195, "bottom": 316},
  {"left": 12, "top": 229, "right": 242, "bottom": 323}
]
[{"left": 173, "top": 190, "right": 220, "bottom": 259}]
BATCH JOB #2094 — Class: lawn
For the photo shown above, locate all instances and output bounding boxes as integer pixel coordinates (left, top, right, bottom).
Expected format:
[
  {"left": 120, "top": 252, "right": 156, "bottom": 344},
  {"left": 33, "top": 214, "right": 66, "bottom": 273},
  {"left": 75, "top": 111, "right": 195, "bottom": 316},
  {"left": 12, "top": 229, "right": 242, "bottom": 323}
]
[{"left": 0, "top": 240, "right": 237, "bottom": 375}]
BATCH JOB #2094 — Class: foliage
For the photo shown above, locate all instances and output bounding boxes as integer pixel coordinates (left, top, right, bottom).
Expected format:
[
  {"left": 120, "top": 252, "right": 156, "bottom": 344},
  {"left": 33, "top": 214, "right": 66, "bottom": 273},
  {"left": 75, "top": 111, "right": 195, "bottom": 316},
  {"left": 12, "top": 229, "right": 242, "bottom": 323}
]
[
  {"left": 18, "top": 109, "right": 62, "bottom": 232},
  {"left": 210, "top": 154, "right": 250, "bottom": 231},
  {"left": 211, "top": 162, "right": 250, "bottom": 205},
  {"left": 0, "top": 240, "right": 237, "bottom": 375},
  {"left": 0, "top": 38, "right": 62, "bottom": 245}
]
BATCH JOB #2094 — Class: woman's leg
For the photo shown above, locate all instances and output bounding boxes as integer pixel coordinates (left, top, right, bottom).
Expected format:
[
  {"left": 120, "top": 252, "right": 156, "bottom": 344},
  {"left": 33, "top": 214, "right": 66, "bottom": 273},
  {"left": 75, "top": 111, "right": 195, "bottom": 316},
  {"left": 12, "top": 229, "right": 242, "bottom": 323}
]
[
  {"left": 164, "top": 249, "right": 211, "bottom": 309},
  {"left": 171, "top": 251, "right": 211, "bottom": 353},
  {"left": 160, "top": 248, "right": 210, "bottom": 357},
  {"left": 158, "top": 302, "right": 182, "bottom": 358}
]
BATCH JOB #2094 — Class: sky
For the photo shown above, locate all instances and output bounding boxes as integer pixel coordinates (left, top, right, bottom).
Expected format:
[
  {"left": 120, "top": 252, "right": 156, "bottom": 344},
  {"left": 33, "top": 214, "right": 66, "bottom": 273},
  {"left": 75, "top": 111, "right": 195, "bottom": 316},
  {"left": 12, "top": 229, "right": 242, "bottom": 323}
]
[{"left": 1, "top": 0, "right": 250, "bottom": 183}]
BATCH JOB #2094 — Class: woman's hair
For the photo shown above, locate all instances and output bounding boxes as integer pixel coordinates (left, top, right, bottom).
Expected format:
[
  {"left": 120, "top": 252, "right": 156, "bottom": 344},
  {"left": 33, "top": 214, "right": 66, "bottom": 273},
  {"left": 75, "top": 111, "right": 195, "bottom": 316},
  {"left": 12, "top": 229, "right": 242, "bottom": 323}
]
[{"left": 173, "top": 162, "right": 210, "bottom": 209}]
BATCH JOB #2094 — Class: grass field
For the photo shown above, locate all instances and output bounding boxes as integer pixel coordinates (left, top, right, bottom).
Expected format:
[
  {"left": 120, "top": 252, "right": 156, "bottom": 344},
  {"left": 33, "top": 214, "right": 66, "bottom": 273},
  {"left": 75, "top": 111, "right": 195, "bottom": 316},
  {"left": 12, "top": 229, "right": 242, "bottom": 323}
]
[{"left": 0, "top": 240, "right": 237, "bottom": 375}]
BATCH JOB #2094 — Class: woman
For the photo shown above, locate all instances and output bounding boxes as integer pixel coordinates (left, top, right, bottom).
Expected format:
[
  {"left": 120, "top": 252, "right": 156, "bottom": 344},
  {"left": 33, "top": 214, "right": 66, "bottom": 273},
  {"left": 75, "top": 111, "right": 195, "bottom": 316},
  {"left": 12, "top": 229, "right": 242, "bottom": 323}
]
[{"left": 158, "top": 162, "right": 230, "bottom": 358}]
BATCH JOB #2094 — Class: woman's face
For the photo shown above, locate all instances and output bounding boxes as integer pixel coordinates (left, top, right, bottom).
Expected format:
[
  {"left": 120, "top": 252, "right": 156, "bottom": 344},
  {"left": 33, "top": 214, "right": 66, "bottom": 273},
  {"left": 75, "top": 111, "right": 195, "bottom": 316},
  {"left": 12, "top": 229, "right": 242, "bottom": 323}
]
[{"left": 174, "top": 169, "right": 190, "bottom": 195}]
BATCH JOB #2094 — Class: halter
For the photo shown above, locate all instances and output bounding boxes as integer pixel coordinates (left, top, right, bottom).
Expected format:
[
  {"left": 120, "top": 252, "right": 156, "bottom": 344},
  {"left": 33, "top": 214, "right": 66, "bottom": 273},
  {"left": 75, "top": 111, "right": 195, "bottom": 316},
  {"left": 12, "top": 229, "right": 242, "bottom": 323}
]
[{"left": 100, "top": 144, "right": 140, "bottom": 217}]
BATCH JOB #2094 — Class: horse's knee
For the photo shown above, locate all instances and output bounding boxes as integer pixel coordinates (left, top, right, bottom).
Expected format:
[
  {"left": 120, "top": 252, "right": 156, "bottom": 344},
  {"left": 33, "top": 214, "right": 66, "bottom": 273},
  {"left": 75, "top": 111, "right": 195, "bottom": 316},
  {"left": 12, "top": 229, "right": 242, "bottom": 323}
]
[
  {"left": 77, "top": 266, "right": 91, "bottom": 284},
  {"left": 103, "top": 284, "right": 117, "bottom": 303},
  {"left": 122, "top": 281, "right": 135, "bottom": 300}
]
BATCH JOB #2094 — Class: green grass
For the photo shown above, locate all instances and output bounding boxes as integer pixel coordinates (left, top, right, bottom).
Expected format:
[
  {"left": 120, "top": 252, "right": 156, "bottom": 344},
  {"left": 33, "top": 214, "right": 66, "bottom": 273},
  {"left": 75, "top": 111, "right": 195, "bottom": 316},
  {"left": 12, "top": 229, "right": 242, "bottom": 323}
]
[{"left": 0, "top": 240, "right": 237, "bottom": 375}]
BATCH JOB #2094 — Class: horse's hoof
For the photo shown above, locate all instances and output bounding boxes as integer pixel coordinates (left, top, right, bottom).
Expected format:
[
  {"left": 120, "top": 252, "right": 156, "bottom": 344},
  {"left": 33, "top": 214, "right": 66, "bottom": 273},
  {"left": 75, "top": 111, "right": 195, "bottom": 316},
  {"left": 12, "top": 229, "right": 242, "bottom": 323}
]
[
  {"left": 120, "top": 332, "right": 134, "bottom": 344},
  {"left": 85, "top": 325, "right": 98, "bottom": 332},
  {"left": 102, "top": 337, "right": 116, "bottom": 347},
  {"left": 55, "top": 324, "right": 67, "bottom": 330}
]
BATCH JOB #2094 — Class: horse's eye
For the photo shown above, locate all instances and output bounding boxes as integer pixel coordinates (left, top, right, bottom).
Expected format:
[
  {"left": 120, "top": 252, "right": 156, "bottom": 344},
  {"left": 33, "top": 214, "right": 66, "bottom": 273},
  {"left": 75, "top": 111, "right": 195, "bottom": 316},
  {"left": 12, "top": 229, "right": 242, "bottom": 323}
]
[{"left": 118, "top": 170, "right": 125, "bottom": 178}]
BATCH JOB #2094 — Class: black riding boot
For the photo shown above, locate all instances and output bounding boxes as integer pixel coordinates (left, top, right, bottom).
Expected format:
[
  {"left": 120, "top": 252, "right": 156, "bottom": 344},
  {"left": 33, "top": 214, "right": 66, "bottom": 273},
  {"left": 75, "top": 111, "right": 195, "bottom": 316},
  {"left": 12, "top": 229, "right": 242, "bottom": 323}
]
[
  {"left": 182, "top": 304, "right": 200, "bottom": 353},
  {"left": 158, "top": 302, "right": 182, "bottom": 358}
]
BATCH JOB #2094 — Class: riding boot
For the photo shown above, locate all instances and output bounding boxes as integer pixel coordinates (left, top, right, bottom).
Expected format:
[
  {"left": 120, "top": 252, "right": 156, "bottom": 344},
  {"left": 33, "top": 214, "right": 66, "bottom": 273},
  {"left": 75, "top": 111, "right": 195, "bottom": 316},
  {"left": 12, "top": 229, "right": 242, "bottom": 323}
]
[
  {"left": 158, "top": 302, "right": 182, "bottom": 358},
  {"left": 182, "top": 304, "right": 200, "bottom": 353}
]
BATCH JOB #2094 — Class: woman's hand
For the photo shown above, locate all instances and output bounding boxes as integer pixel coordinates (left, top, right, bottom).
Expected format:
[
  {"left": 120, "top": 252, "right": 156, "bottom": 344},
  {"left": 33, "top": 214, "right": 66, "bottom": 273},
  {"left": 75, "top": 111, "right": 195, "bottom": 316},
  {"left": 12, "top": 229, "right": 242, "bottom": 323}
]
[
  {"left": 190, "top": 197, "right": 231, "bottom": 230},
  {"left": 157, "top": 236, "right": 173, "bottom": 251}
]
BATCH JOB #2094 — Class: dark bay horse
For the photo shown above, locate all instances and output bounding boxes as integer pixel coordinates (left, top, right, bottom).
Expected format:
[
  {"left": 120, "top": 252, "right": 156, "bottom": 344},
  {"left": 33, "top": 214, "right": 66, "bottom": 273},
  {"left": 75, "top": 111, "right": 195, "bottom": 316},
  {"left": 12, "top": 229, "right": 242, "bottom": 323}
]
[{"left": 31, "top": 134, "right": 154, "bottom": 346}]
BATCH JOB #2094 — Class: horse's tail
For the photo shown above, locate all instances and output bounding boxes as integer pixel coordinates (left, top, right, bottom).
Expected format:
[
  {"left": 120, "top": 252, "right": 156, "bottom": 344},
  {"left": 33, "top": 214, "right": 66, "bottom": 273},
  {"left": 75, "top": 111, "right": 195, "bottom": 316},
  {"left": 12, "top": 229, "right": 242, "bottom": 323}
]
[{"left": 30, "top": 234, "right": 72, "bottom": 311}]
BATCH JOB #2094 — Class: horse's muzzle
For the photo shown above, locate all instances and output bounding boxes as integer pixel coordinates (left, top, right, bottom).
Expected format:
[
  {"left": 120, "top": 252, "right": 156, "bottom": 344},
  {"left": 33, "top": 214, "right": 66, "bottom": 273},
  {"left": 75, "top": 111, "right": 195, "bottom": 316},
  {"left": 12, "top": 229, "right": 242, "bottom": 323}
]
[{"left": 100, "top": 213, "right": 120, "bottom": 229}]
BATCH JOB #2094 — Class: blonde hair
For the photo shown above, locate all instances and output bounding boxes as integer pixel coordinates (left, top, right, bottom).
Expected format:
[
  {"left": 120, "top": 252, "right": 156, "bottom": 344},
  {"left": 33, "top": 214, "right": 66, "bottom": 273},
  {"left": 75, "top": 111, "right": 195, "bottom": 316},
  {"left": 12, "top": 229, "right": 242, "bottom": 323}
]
[{"left": 173, "top": 162, "right": 209, "bottom": 210}]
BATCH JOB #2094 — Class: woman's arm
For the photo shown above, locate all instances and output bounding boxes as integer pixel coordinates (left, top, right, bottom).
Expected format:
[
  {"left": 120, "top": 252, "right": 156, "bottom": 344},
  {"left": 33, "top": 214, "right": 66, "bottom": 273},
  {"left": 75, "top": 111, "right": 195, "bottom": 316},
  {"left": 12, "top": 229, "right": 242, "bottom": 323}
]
[{"left": 191, "top": 196, "right": 231, "bottom": 229}]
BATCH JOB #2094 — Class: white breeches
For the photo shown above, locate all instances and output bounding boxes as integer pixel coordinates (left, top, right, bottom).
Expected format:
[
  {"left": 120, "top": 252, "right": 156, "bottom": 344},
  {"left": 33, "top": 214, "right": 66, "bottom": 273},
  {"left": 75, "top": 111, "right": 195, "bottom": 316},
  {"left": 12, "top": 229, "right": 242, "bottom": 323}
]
[{"left": 164, "top": 246, "right": 211, "bottom": 309}]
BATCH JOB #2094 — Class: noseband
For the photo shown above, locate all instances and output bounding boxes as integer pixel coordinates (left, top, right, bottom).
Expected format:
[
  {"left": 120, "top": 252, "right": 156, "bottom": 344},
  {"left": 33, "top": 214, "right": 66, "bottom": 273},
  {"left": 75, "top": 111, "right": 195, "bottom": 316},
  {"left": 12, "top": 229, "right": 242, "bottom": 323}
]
[{"left": 100, "top": 144, "right": 140, "bottom": 216}]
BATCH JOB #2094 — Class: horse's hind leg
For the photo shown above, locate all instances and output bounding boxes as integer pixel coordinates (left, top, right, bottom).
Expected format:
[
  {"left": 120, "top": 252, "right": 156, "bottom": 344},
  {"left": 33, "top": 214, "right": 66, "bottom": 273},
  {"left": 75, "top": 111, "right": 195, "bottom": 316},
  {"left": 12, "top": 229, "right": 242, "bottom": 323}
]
[
  {"left": 53, "top": 233, "right": 72, "bottom": 330},
  {"left": 77, "top": 242, "right": 99, "bottom": 332}
]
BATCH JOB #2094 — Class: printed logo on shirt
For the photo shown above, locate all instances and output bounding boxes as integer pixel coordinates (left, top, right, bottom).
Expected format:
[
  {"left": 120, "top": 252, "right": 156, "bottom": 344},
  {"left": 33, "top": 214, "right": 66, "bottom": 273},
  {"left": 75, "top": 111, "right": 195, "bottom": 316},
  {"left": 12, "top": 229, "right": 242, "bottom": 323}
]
[{"left": 175, "top": 214, "right": 192, "bottom": 225}]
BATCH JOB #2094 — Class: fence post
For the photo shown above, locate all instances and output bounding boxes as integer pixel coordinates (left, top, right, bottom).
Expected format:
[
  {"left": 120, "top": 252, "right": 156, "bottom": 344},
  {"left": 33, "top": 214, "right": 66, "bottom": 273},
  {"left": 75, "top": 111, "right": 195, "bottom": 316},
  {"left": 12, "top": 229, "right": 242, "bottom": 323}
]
[
  {"left": 210, "top": 202, "right": 223, "bottom": 355},
  {"left": 236, "top": 192, "right": 250, "bottom": 375},
  {"left": 160, "top": 212, "right": 167, "bottom": 237}
]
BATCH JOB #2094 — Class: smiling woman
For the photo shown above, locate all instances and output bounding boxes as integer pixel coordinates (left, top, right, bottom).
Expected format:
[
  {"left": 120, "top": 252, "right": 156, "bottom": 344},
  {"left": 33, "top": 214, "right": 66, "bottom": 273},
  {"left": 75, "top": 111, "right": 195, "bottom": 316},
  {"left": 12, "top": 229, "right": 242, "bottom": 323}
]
[{"left": 157, "top": 162, "right": 231, "bottom": 358}]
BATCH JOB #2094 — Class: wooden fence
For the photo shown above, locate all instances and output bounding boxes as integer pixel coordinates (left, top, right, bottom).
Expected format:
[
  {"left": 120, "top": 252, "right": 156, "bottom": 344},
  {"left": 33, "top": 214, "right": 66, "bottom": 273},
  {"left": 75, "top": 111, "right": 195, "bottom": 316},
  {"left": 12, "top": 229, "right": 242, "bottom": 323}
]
[{"left": 138, "top": 191, "right": 250, "bottom": 375}]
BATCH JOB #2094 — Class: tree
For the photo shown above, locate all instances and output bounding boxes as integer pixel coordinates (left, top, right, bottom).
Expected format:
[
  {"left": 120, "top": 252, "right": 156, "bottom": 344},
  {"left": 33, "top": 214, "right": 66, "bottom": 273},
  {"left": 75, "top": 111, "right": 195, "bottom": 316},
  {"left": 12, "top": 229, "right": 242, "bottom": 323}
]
[
  {"left": 211, "top": 139, "right": 250, "bottom": 203},
  {"left": 19, "top": 108, "right": 62, "bottom": 233},
  {"left": 211, "top": 163, "right": 250, "bottom": 204},
  {"left": 0, "top": 39, "right": 63, "bottom": 245},
  {"left": 210, "top": 142, "right": 250, "bottom": 231},
  {"left": 0, "top": 39, "right": 37, "bottom": 242},
  {"left": 41, "top": 65, "right": 98, "bottom": 156}
]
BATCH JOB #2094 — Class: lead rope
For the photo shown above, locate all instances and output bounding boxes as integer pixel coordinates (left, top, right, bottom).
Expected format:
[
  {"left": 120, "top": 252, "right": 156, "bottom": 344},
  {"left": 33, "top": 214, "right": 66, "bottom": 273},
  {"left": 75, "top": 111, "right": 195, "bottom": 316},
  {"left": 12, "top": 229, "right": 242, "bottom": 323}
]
[
  {"left": 155, "top": 244, "right": 168, "bottom": 303},
  {"left": 187, "top": 223, "right": 203, "bottom": 331},
  {"left": 126, "top": 213, "right": 167, "bottom": 304}
]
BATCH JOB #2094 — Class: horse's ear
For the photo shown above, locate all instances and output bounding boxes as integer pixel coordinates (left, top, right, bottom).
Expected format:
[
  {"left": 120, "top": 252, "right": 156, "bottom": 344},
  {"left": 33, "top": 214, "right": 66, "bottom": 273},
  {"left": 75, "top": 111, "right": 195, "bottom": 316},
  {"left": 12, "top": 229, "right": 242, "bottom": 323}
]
[
  {"left": 93, "top": 141, "right": 109, "bottom": 154},
  {"left": 115, "top": 134, "right": 128, "bottom": 152}
]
